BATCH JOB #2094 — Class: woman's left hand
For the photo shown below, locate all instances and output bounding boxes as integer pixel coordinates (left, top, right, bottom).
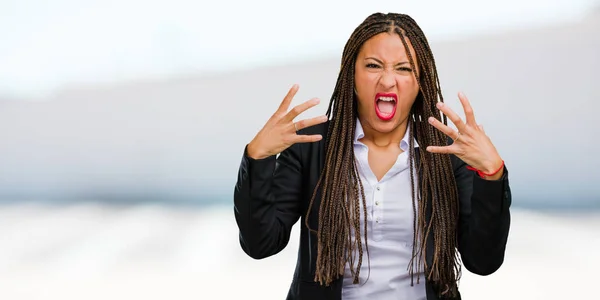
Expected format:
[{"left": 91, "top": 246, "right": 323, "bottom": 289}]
[{"left": 426, "top": 92, "right": 504, "bottom": 180}]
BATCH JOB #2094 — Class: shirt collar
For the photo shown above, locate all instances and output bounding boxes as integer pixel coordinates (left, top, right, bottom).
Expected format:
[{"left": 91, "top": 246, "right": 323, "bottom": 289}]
[{"left": 354, "top": 118, "right": 419, "bottom": 151}]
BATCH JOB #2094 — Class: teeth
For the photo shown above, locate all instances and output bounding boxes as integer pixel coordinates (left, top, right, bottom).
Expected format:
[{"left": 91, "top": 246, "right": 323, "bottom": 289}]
[{"left": 378, "top": 96, "right": 395, "bottom": 102}]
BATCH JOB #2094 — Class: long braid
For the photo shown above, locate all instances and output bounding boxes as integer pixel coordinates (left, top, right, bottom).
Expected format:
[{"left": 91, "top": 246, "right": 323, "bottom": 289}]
[
  {"left": 397, "top": 15, "right": 462, "bottom": 296},
  {"left": 396, "top": 15, "right": 462, "bottom": 296},
  {"left": 305, "top": 12, "right": 461, "bottom": 298}
]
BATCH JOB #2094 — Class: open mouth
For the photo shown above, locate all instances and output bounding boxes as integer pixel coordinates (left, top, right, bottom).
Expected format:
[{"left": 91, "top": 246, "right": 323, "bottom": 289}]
[{"left": 374, "top": 93, "right": 397, "bottom": 121}]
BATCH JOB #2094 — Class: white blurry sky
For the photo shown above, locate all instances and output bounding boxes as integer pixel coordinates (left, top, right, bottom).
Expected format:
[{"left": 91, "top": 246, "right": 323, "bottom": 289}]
[{"left": 0, "top": 0, "right": 597, "bottom": 99}]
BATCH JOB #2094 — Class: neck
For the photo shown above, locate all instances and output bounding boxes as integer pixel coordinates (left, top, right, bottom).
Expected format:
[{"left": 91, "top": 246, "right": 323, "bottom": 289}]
[{"left": 359, "top": 117, "right": 409, "bottom": 148}]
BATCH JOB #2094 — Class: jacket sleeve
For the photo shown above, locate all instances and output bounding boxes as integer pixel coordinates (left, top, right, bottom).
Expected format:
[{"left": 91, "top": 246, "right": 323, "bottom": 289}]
[
  {"left": 452, "top": 154, "right": 512, "bottom": 275},
  {"left": 233, "top": 143, "right": 304, "bottom": 259}
]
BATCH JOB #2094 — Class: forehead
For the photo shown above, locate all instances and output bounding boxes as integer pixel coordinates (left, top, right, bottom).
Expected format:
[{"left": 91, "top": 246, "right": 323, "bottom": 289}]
[{"left": 358, "top": 32, "right": 416, "bottom": 62}]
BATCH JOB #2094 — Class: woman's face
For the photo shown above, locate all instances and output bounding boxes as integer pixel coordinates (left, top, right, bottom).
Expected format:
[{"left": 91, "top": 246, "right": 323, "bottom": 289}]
[{"left": 354, "top": 32, "right": 420, "bottom": 134}]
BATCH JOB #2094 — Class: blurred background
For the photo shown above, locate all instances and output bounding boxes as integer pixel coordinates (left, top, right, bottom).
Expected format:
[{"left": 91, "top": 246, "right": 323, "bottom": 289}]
[{"left": 1, "top": 0, "right": 599, "bottom": 299}]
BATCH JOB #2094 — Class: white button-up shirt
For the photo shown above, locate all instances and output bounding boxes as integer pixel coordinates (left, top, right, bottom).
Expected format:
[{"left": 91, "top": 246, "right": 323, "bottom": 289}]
[{"left": 341, "top": 118, "right": 426, "bottom": 300}]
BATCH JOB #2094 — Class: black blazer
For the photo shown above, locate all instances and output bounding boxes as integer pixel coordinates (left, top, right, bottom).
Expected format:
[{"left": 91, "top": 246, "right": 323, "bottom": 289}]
[{"left": 233, "top": 121, "right": 511, "bottom": 300}]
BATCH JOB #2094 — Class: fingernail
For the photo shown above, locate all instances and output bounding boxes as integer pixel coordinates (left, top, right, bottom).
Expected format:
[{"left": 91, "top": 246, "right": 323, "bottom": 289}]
[
  {"left": 322, "top": 115, "right": 328, "bottom": 121},
  {"left": 428, "top": 117, "right": 435, "bottom": 123},
  {"left": 436, "top": 102, "right": 443, "bottom": 108}
]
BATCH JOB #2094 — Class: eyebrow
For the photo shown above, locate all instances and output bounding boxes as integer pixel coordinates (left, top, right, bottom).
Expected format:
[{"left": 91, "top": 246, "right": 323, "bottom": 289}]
[{"left": 365, "top": 57, "right": 409, "bottom": 66}]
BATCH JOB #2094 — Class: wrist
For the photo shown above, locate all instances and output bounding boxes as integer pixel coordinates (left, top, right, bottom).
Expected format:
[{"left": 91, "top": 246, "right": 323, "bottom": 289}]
[
  {"left": 467, "top": 158, "right": 504, "bottom": 180},
  {"left": 246, "top": 142, "right": 268, "bottom": 160},
  {"left": 483, "top": 166, "right": 504, "bottom": 180},
  {"left": 482, "top": 158, "right": 504, "bottom": 175}
]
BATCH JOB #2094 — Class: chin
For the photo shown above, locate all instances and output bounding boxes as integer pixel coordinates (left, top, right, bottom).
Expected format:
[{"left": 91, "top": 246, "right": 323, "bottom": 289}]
[{"left": 369, "top": 115, "right": 403, "bottom": 132}]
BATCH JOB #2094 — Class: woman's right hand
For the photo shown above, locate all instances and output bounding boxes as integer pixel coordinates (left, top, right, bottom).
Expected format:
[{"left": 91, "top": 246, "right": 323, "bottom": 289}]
[{"left": 246, "top": 84, "right": 328, "bottom": 160}]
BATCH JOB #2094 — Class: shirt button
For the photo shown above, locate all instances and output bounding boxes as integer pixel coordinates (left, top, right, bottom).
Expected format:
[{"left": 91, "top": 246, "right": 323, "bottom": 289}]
[
  {"left": 376, "top": 217, "right": 380, "bottom": 223},
  {"left": 376, "top": 186, "right": 380, "bottom": 191},
  {"left": 375, "top": 201, "right": 380, "bottom": 206}
]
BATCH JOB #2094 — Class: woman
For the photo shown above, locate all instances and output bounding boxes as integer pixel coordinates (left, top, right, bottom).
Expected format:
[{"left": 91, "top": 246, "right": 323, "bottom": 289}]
[{"left": 233, "top": 12, "right": 511, "bottom": 300}]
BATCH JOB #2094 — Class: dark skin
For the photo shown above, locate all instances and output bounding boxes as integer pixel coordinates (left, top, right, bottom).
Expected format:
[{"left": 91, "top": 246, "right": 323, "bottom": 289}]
[
  {"left": 428, "top": 96, "right": 505, "bottom": 180},
  {"left": 353, "top": 32, "right": 420, "bottom": 181},
  {"left": 354, "top": 32, "right": 503, "bottom": 181}
]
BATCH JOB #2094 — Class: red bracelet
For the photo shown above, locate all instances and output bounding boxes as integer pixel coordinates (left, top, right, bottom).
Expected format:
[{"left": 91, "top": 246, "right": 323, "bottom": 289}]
[{"left": 467, "top": 160, "right": 504, "bottom": 178}]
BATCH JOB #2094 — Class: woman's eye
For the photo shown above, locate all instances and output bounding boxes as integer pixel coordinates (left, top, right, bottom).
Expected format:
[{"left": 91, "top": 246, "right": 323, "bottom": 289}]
[
  {"left": 366, "top": 63, "right": 380, "bottom": 68},
  {"left": 398, "top": 67, "right": 412, "bottom": 72}
]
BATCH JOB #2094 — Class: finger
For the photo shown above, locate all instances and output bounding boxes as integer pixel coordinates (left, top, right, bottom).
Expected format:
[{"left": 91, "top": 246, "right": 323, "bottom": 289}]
[
  {"left": 294, "top": 115, "right": 328, "bottom": 132},
  {"left": 294, "top": 134, "right": 323, "bottom": 143},
  {"left": 436, "top": 101, "right": 466, "bottom": 132},
  {"left": 428, "top": 116, "right": 460, "bottom": 140},
  {"left": 283, "top": 97, "right": 320, "bottom": 123},
  {"left": 458, "top": 92, "right": 476, "bottom": 126},
  {"left": 276, "top": 84, "right": 299, "bottom": 114},
  {"left": 426, "top": 145, "right": 455, "bottom": 154}
]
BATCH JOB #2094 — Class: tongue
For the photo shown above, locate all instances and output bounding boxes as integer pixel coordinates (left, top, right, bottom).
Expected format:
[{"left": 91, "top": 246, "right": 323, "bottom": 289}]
[{"left": 377, "top": 100, "right": 395, "bottom": 114}]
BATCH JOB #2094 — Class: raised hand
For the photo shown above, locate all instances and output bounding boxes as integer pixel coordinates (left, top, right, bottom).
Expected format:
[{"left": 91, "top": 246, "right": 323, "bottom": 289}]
[
  {"left": 246, "top": 84, "right": 328, "bottom": 160},
  {"left": 426, "top": 92, "right": 504, "bottom": 180}
]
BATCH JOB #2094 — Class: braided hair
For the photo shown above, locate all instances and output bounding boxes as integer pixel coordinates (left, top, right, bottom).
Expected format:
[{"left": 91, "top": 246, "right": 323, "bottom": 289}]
[{"left": 304, "top": 12, "right": 461, "bottom": 298}]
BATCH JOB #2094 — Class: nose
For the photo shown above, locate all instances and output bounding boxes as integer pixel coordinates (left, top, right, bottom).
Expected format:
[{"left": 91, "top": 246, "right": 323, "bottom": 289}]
[{"left": 379, "top": 69, "right": 396, "bottom": 90}]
